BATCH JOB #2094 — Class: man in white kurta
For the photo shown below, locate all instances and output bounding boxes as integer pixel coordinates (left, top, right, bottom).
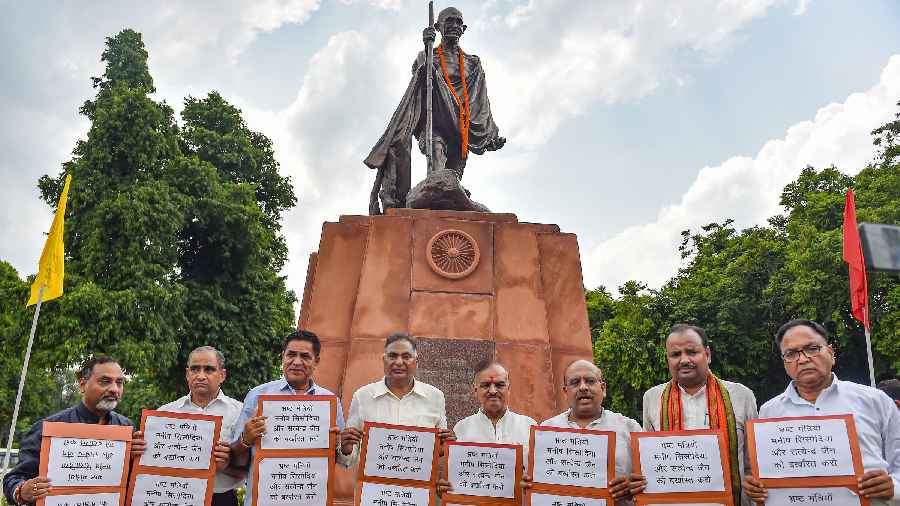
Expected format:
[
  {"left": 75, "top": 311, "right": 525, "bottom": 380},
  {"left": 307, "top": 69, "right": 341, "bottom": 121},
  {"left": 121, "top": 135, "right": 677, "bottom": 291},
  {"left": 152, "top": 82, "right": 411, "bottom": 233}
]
[
  {"left": 338, "top": 333, "right": 450, "bottom": 466},
  {"left": 744, "top": 320, "right": 900, "bottom": 506},
  {"left": 537, "top": 360, "right": 642, "bottom": 503},
  {"left": 453, "top": 361, "right": 536, "bottom": 455}
]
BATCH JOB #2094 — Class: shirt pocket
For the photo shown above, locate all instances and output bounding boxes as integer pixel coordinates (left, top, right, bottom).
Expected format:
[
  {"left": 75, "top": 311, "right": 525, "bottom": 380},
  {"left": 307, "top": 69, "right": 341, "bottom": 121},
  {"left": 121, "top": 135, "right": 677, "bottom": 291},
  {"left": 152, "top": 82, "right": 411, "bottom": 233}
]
[{"left": 414, "top": 413, "right": 441, "bottom": 428}]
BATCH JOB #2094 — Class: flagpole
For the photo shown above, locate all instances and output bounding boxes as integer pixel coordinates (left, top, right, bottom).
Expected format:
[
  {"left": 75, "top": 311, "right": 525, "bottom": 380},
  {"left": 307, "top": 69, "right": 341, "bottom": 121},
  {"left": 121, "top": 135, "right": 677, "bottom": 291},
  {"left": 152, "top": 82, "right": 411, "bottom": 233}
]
[
  {"left": 863, "top": 325, "right": 876, "bottom": 387},
  {"left": 1, "top": 284, "right": 44, "bottom": 475}
]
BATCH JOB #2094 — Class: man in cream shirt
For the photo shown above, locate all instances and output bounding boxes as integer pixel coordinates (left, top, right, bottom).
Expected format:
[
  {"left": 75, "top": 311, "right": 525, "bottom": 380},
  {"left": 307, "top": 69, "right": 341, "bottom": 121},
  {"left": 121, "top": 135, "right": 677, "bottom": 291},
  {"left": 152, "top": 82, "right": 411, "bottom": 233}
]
[
  {"left": 528, "top": 359, "right": 641, "bottom": 503},
  {"left": 744, "top": 320, "right": 899, "bottom": 506},
  {"left": 339, "top": 333, "right": 452, "bottom": 465}
]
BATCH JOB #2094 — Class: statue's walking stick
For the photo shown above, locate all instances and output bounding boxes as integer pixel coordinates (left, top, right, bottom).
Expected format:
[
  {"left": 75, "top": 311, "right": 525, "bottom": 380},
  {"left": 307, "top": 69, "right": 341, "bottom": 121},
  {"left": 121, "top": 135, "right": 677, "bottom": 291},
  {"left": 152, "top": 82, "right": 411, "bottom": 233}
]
[{"left": 425, "top": 1, "right": 434, "bottom": 174}]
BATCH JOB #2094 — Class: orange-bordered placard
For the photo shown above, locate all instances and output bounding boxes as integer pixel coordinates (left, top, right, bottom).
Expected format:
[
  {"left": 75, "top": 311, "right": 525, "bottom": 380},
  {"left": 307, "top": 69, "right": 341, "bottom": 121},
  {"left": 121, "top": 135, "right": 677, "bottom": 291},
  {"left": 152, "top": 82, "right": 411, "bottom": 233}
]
[
  {"left": 354, "top": 422, "right": 440, "bottom": 506},
  {"left": 125, "top": 410, "right": 223, "bottom": 506},
  {"left": 525, "top": 425, "right": 616, "bottom": 506},
  {"left": 631, "top": 429, "right": 733, "bottom": 506},
  {"left": 251, "top": 394, "right": 337, "bottom": 506},
  {"left": 37, "top": 421, "right": 133, "bottom": 506},
  {"left": 442, "top": 441, "right": 523, "bottom": 506},
  {"left": 747, "top": 414, "right": 869, "bottom": 506}
]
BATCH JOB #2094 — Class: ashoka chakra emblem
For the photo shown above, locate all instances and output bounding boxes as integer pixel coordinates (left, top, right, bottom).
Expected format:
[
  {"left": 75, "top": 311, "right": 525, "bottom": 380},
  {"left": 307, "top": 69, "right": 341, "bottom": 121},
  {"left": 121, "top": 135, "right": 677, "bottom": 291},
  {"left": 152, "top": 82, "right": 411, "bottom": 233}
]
[{"left": 426, "top": 229, "right": 480, "bottom": 279}]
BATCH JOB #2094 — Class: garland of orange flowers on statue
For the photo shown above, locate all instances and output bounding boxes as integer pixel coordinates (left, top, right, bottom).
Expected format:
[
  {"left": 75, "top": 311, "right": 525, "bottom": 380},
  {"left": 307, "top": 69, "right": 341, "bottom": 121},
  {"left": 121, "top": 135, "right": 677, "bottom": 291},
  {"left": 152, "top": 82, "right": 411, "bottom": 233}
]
[{"left": 437, "top": 45, "right": 470, "bottom": 160}]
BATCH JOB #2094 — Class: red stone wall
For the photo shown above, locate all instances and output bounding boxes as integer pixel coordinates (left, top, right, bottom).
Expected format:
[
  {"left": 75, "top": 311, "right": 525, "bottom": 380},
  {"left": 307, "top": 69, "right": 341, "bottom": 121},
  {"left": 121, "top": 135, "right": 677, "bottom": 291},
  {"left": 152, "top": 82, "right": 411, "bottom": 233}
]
[{"left": 297, "top": 209, "right": 593, "bottom": 505}]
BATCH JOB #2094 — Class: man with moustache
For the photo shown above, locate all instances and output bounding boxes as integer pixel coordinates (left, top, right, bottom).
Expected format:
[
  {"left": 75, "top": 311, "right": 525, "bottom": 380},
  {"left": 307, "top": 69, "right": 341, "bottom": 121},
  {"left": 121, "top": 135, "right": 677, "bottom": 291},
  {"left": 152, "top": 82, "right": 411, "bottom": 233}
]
[
  {"left": 438, "top": 360, "right": 535, "bottom": 495},
  {"left": 3, "top": 356, "right": 140, "bottom": 505},
  {"left": 743, "top": 320, "right": 899, "bottom": 506},
  {"left": 523, "top": 359, "right": 641, "bottom": 503},
  {"left": 630, "top": 324, "right": 757, "bottom": 506},
  {"left": 155, "top": 347, "right": 243, "bottom": 506},
  {"left": 338, "top": 333, "right": 451, "bottom": 465},
  {"left": 229, "top": 330, "right": 345, "bottom": 506}
]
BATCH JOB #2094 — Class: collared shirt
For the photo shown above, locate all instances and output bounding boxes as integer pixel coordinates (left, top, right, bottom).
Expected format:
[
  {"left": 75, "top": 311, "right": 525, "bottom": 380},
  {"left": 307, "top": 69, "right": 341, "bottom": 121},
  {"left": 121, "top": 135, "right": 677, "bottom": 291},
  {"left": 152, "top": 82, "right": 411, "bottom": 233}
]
[
  {"left": 159, "top": 389, "right": 244, "bottom": 493},
  {"left": 643, "top": 380, "right": 757, "bottom": 506},
  {"left": 338, "top": 378, "right": 447, "bottom": 466},
  {"left": 760, "top": 374, "right": 900, "bottom": 506},
  {"left": 454, "top": 409, "right": 536, "bottom": 463},
  {"left": 2, "top": 402, "right": 132, "bottom": 505},
  {"left": 233, "top": 378, "right": 345, "bottom": 506},
  {"left": 542, "top": 408, "right": 642, "bottom": 478}
]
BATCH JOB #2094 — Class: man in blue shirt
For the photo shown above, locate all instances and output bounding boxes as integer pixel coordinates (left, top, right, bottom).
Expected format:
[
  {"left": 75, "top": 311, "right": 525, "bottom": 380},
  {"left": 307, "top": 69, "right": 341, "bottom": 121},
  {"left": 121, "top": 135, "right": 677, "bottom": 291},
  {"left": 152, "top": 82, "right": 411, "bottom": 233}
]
[
  {"left": 229, "top": 330, "right": 345, "bottom": 506},
  {"left": 3, "top": 355, "right": 138, "bottom": 505}
]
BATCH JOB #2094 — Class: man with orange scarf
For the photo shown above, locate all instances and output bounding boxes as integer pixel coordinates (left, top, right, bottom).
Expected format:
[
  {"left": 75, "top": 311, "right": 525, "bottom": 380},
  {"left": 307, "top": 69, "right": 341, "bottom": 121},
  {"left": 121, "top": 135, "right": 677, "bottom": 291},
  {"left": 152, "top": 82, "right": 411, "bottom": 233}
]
[
  {"left": 365, "top": 6, "right": 506, "bottom": 214},
  {"left": 630, "top": 324, "right": 757, "bottom": 506}
]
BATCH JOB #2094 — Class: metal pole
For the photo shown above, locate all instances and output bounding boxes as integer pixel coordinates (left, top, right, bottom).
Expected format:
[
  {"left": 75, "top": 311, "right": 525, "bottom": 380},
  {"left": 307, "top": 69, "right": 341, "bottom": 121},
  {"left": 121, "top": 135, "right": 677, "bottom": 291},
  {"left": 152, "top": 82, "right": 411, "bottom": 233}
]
[
  {"left": 425, "top": 1, "right": 434, "bottom": 174},
  {"left": 863, "top": 326, "right": 876, "bottom": 387},
  {"left": 1, "top": 284, "right": 44, "bottom": 475}
]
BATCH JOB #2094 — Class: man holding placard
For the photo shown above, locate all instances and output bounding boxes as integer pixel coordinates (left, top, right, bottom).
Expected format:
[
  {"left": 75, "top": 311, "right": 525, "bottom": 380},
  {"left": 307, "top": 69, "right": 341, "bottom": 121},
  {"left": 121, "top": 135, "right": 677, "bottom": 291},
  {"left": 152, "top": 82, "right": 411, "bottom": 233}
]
[
  {"left": 155, "top": 346, "right": 244, "bottom": 506},
  {"left": 535, "top": 359, "right": 642, "bottom": 502},
  {"left": 3, "top": 355, "right": 137, "bottom": 505},
  {"left": 743, "top": 319, "right": 900, "bottom": 505},
  {"left": 339, "top": 333, "right": 451, "bottom": 465},
  {"left": 229, "top": 330, "right": 345, "bottom": 506},
  {"left": 635, "top": 324, "right": 757, "bottom": 505},
  {"left": 453, "top": 360, "right": 536, "bottom": 453}
]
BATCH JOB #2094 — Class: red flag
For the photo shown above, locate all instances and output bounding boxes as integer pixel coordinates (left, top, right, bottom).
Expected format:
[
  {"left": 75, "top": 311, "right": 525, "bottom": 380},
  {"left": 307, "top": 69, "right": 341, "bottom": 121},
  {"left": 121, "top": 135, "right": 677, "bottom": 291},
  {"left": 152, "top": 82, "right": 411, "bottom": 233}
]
[{"left": 843, "top": 189, "right": 869, "bottom": 329}]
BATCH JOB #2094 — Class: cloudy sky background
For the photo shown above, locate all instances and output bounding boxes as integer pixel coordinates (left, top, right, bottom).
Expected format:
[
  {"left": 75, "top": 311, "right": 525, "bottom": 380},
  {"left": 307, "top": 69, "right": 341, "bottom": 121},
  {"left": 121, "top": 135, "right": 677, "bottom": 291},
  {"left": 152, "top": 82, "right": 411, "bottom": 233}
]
[{"left": 2, "top": 1, "right": 899, "bottom": 313}]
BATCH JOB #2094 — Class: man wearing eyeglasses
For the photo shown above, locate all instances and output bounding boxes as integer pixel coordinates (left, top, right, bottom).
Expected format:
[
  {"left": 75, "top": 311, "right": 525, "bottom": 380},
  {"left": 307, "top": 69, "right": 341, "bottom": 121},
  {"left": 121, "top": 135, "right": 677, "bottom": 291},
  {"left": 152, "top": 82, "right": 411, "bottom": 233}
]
[
  {"left": 229, "top": 330, "right": 345, "bottom": 506},
  {"left": 743, "top": 319, "right": 900, "bottom": 506},
  {"left": 528, "top": 359, "right": 641, "bottom": 503},
  {"left": 338, "top": 333, "right": 452, "bottom": 465},
  {"left": 630, "top": 324, "right": 757, "bottom": 506}
]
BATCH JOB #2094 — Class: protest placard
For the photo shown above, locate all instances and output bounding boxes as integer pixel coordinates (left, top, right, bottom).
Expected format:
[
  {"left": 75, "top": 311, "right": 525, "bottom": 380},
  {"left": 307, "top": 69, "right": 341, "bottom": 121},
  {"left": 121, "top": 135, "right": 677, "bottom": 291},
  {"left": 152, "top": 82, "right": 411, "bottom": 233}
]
[
  {"left": 259, "top": 395, "right": 333, "bottom": 450},
  {"left": 748, "top": 415, "right": 863, "bottom": 487},
  {"left": 764, "top": 487, "right": 863, "bottom": 506},
  {"left": 443, "top": 442, "right": 523, "bottom": 506},
  {"left": 251, "top": 395, "right": 337, "bottom": 506},
  {"left": 631, "top": 429, "right": 733, "bottom": 506},
  {"left": 525, "top": 426, "right": 615, "bottom": 506},
  {"left": 747, "top": 415, "right": 868, "bottom": 505},
  {"left": 355, "top": 422, "right": 440, "bottom": 506},
  {"left": 126, "top": 410, "right": 222, "bottom": 506},
  {"left": 43, "top": 492, "right": 122, "bottom": 506},
  {"left": 37, "top": 422, "right": 133, "bottom": 506}
]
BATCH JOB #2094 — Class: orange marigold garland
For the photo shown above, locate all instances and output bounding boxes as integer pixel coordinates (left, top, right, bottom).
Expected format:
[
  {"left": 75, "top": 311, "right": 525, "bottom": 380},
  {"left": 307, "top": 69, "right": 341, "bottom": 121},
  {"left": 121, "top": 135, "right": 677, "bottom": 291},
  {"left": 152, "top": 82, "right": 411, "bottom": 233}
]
[{"left": 437, "top": 45, "right": 470, "bottom": 160}]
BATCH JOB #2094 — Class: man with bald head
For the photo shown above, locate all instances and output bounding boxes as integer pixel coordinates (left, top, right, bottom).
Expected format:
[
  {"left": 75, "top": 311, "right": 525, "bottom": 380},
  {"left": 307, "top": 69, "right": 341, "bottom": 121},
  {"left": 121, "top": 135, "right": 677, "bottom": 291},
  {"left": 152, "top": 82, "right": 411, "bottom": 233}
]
[
  {"left": 632, "top": 324, "right": 757, "bottom": 505},
  {"left": 534, "top": 359, "right": 642, "bottom": 503}
]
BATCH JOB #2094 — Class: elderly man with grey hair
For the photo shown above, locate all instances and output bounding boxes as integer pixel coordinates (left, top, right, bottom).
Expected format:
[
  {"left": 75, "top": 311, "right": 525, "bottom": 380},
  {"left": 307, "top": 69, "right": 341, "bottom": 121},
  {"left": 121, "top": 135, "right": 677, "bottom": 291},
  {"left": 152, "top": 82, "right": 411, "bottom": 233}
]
[{"left": 157, "top": 346, "right": 245, "bottom": 506}]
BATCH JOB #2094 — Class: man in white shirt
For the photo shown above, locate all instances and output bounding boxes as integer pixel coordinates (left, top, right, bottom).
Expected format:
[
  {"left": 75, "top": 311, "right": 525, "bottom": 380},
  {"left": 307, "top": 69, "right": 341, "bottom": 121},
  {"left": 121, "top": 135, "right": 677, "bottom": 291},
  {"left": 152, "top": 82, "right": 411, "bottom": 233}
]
[
  {"left": 157, "top": 346, "right": 244, "bottom": 506},
  {"left": 744, "top": 320, "right": 900, "bottom": 506},
  {"left": 338, "top": 333, "right": 451, "bottom": 465},
  {"left": 453, "top": 360, "right": 536, "bottom": 449},
  {"left": 632, "top": 324, "right": 757, "bottom": 506},
  {"left": 524, "top": 359, "right": 641, "bottom": 503}
]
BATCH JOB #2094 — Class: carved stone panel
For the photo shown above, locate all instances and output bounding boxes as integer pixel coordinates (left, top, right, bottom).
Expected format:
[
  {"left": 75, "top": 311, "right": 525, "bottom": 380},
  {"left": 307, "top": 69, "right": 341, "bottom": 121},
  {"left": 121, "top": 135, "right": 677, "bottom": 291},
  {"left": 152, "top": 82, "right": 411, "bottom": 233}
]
[{"left": 415, "top": 337, "right": 495, "bottom": 428}]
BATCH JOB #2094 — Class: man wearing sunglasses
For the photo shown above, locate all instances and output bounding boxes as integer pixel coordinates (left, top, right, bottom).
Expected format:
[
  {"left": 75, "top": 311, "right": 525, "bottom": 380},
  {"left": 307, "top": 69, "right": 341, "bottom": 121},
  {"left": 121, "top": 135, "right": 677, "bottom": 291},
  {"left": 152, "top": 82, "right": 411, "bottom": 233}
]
[{"left": 743, "top": 319, "right": 900, "bottom": 505}]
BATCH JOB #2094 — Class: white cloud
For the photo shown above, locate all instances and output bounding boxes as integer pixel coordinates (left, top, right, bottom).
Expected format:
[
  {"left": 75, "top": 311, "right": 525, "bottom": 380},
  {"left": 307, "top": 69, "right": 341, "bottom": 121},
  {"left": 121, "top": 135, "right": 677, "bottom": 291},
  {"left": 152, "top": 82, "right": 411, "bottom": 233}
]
[{"left": 583, "top": 54, "right": 900, "bottom": 292}]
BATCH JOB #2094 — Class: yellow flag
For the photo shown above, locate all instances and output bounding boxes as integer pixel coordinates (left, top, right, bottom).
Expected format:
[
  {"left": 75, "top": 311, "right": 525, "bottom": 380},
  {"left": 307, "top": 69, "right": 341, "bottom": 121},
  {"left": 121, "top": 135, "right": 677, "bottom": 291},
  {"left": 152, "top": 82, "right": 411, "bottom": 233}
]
[{"left": 27, "top": 174, "right": 72, "bottom": 307}]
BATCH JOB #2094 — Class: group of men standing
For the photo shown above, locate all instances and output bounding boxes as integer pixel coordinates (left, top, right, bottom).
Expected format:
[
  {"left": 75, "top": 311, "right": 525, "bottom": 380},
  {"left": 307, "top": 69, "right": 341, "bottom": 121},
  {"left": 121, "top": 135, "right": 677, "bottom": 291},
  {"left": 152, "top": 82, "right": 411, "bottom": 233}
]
[{"left": 4, "top": 321, "right": 899, "bottom": 506}]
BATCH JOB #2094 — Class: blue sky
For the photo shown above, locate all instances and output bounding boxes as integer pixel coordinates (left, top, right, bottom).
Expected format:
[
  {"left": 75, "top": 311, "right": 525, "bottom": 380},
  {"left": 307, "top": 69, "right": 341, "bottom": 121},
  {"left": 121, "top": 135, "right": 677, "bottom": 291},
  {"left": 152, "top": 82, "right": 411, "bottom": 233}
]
[{"left": 2, "top": 0, "right": 899, "bottom": 308}]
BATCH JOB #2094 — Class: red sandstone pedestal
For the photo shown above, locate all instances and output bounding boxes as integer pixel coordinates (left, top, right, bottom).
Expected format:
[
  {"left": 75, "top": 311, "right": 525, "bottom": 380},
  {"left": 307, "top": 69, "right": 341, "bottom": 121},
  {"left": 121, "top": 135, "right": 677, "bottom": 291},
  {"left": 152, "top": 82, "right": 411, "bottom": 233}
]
[{"left": 297, "top": 208, "right": 593, "bottom": 504}]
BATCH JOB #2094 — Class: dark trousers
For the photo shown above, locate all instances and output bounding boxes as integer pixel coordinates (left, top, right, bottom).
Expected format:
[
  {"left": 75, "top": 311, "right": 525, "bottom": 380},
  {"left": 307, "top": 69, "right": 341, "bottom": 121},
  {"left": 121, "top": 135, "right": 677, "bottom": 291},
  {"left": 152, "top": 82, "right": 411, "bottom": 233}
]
[{"left": 212, "top": 490, "right": 239, "bottom": 506}]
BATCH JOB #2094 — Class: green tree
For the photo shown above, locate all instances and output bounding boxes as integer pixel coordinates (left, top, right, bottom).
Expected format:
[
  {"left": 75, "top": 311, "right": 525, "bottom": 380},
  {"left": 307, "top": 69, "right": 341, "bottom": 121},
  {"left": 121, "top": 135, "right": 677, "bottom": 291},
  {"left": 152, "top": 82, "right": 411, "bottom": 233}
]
[{"left": 28, "top": 29, "right": 296, "bottom": 421}]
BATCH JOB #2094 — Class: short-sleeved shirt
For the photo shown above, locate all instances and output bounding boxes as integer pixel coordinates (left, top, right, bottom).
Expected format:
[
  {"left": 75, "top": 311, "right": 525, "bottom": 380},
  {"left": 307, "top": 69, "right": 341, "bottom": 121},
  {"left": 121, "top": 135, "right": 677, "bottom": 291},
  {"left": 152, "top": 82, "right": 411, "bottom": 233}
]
[
  {"left": 454, "top": 409, "right": 536, "bottom": 463},
  {"left": 159, "top": 389, "right": 244, "bottom": 493}
]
